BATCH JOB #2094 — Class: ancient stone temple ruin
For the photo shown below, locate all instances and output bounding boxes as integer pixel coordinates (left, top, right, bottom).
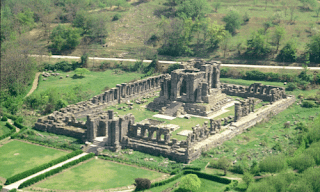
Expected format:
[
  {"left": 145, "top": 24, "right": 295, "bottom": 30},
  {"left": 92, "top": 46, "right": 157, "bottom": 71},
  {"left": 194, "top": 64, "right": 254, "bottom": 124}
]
[
  {"left": 34, "top": 59, "right": 295, "bottom": 163},
  {"left": 147, "top": 60, "right": 230, "bottom": 117}
]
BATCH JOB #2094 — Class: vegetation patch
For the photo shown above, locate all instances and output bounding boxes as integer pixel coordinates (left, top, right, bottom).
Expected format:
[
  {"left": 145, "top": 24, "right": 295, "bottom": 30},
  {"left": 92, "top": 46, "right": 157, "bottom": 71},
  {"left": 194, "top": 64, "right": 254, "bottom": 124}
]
[
  {"left": 33, "top": 158, "right": 164, "bottom": 190},
  {"left": 0, "top": 140, "right": 68, "bottom": 179}
]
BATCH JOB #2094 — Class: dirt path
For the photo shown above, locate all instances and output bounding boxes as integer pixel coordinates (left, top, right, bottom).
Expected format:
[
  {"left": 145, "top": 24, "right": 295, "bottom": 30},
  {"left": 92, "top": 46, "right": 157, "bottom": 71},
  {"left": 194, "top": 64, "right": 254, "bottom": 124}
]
[{"left": 25, "top": 72, "right": 41, "bottom": 98}]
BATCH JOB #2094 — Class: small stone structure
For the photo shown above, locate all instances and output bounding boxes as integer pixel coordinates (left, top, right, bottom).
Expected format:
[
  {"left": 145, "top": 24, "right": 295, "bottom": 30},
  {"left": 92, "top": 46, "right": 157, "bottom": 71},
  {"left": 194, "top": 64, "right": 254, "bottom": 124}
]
[{"left": 34, "top": 59, "right": 295, "bottom": 163}]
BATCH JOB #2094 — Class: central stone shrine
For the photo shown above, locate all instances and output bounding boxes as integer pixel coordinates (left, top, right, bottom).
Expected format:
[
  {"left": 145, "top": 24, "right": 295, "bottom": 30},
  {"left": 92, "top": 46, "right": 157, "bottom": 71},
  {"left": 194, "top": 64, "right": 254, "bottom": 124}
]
[{"left": 148, "top": 59, "right": 230, "bottom": 117}]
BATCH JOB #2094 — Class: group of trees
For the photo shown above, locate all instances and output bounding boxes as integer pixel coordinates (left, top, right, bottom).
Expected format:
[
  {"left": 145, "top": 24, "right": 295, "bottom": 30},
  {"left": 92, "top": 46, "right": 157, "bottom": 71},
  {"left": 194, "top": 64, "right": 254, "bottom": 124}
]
[{"left": 156, "top": 0, "right": 320, "bottom": 63}]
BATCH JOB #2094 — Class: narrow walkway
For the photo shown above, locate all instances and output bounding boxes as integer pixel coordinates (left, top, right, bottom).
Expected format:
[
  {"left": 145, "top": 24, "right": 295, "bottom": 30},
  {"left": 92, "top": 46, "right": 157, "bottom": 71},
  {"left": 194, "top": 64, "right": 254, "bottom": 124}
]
[
  {"left": 25, "top": 72, "right": 41, "bottom": 98},
  {"left": 2, "top": 153, "right": 88, "bottom": 191}
]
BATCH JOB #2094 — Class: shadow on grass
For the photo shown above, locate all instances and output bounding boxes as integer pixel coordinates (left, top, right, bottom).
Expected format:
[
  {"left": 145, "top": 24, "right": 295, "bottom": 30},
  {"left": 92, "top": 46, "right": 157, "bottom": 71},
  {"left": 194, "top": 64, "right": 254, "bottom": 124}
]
[{"left": 72, "top": 75, "right": 85, "bottom": 79}]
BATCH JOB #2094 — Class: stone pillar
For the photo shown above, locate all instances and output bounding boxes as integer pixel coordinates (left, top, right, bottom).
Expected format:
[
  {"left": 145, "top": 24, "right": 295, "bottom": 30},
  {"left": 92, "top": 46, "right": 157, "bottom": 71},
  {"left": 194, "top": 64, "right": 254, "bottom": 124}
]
[
  {"left": 196, "top": 84, "right": 202, "bottom": 103},
  {"left": 202, "top": 83, "right": 208, "bottom": 96},
  {"left": 234, "top": 103, "right": 242, "bottom": 122},
  {"left": 156, "top": 129, "right": 161, "bottom": 142},
  {"left": 121, "top": 83, "right": 127, "bottom": 98},
  {"left": 164, "top": 132, "right": 170, "bottom": 144},
  {"left": 148, "top": 129, "right": 154, "bottom": 140},
  {"left": 108, "top": 110, "right": 114, "bottom": 119},
  {"left": 116, "top": 84, "right": 121, "bottom": 103},
  {"left": 86, "top": 115, "right": 96, "bottom": 142}
]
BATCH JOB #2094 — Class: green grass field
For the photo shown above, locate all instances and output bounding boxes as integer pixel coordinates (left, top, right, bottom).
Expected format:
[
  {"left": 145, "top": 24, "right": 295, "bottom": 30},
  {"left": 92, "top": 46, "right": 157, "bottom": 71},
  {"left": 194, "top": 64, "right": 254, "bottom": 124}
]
[
  {"left": 33, "top": 158, "right": 164, "bottom": 190},
  {"left": 0, "top": 140, "right": 68, "bottom": 178},
  {"left": 34, "top": 69, "right": 144, "bottom": 98},
  {"left": 0, "top": 121, "right": 11, "bottom": 137}
]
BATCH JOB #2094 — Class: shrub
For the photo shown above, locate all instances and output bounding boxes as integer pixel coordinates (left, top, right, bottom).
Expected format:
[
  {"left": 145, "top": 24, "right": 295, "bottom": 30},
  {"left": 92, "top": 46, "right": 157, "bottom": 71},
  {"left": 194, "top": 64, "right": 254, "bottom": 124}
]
[
  {"left": 223, "top": 10, "right": 242, "bottom": 35},
  {"left": 286, "top": 82, "right": 297, "bottom": 91},
  {"left": 134, "top": 178, "right": 151, "bottom": 191},
  {"left": 179, "top": 174, "right": 201, "bottom": 192},
  {"left": 112, "top": 13, "right": 121, "bottom": 21},
  {"left": 5, "top": 150, "right": 83, "bottom": 185},
  {"left": 1, "top": 116, "right": 8, "bottom": 121},
  {"left": 50, "top": 25, "right": 81, "bottom": 53},
  {"left": 302, "top": 100, "right": 318, "bottom": 108},
  {"left": 245, "top": 70, "right": 266, "bottom": 81},
  {"left": 277, "top": 41, "right": 297, "bottom": 62},
  {"left": 289, "top": 154, "right": 316, "bottom": 172},
  {"left": 167, "top": 63, "right": 180, "bottom": 74},
  {"left": 259, "top": 155, "right": 287, "bottom": 173}
]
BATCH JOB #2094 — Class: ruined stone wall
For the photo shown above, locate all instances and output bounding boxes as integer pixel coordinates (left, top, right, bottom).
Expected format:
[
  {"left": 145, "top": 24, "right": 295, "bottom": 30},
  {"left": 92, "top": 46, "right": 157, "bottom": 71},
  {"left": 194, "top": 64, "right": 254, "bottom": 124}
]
[{"left": 221, "top": 83, "right": 286, "bottom": 102}]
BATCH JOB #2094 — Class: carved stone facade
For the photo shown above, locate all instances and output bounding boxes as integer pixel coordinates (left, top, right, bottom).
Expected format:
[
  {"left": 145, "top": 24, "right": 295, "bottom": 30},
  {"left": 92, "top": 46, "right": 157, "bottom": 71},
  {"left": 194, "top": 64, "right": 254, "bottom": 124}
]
[{"left": 148, "top": 59, "right": 229, "bottom": 116}]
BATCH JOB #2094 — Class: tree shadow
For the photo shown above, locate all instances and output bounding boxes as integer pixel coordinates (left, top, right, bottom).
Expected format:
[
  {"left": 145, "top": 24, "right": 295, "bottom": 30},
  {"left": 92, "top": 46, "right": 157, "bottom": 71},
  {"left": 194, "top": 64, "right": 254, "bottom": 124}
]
[{"left": 131, "top": 0, "right": 150, "bottom": 6}]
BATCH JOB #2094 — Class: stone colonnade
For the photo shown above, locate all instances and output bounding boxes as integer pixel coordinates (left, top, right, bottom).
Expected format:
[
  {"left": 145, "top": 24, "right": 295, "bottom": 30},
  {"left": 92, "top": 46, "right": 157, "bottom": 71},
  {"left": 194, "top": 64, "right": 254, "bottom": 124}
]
[
  {"left": 234, "top": 98, "right": 255, "bottom": 121},
  {"left": 91, "top": 75, "right": 165, "bottom": 105},
  {"left": 128, "top": 123, "right": 171, "bottom": 144}
]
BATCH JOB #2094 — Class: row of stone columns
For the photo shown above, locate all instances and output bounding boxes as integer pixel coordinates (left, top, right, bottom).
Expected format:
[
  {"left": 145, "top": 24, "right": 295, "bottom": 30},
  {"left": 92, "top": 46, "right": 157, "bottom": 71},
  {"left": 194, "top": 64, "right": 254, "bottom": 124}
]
[{"left": 131, "top": 125, "right": 171, "bottom": 144}]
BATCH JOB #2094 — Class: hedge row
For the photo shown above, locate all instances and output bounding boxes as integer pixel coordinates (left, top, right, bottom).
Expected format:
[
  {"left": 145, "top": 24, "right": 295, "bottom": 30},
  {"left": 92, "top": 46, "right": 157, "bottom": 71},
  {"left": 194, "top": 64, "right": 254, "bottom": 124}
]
[
  {"left": 5, "top": 149, "right": 83, "bottom": 185},
  {"left": 0, "top": 122, "right": 16, "bottom": 140},
  {"left": 13, "top": 121, "right": 25, "bottom": 129},
  {"left": 98, "top": 156, "right": 177, "bottom": 174},
  {"left": 18, "top": 153, "right": 95, "bottom": 189},
  {"left": 151, "top": 169, "right": 233, "bottom": 189},
  {"left": 0, "top": 112, "right": 23, "bottom": 123},
  {"left": 1, "top": 116, "right": 8, "bottom": 121}
]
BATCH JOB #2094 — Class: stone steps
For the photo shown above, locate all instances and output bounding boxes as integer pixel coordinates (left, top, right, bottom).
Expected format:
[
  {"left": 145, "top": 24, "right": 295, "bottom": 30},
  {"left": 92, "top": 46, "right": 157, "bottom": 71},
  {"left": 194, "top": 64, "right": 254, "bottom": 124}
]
[{"left": 163, "top": 102, "right": 183, "bottom": 116}]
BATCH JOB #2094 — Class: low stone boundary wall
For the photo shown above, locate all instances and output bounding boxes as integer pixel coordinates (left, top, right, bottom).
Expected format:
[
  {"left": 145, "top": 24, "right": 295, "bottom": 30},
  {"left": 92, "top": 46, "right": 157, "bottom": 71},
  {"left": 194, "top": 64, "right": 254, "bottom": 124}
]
[{"left": 188, "top": 95, "right": 296, "bottom": 156}]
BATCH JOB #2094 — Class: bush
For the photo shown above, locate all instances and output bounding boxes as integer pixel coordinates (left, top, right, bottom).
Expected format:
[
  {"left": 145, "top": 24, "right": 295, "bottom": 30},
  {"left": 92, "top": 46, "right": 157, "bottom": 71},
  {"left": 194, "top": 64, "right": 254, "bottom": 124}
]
[
  {"left": 5, "top": 150, "right": 83, "bottom": 185},
  {"left": 245, "top": 70, "right": 266, "bottom": 81},
  {"left": 18, "top": 153, "right": 94, "bottom": 189},
  {"left": 1, "top": 116, "right": 8, "bottom": 121},
  {"left": 112, "top": 13, "right": 121, "bottom": 21},
  {"left": 179, "top": 174, "right": 201, "bottom": 192},
  {"left": 259, "top": 155, "right": 287, "bottom": 173},
  {"left": 302, "top": 100, "right": 318, "bottom": 108},
  {"left": 286, "top": 82, "right": 297, "bottom": 91},
  {"left": 50, "top": 25, "right": 81, "bottom": 53},
  {"left": 289, "top": 154, "right": 316, "bottom": 172},
  {"left": 223, "top": 10, "right": 242, "bottom": 35},
  {"left": 134, "top": 178, "right": 151, "bottom": 191},
  {"left": 277, "top": 41, "right": 297, "bottom": 62},
  {"left": 14, "top": 121, "right": 25, "bottom": 129},
  {"left": 167, "top": 63, "right": 180, "bottom": 74}
]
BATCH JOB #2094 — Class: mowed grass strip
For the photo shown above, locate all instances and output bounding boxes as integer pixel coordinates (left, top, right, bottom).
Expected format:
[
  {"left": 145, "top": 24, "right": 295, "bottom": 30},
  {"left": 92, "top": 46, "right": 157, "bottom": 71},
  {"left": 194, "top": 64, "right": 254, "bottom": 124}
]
[
  {"left": 0, "top": 140, "right": 68, "bottom": 178},
  {"left": 34, "top": 159, "right": 164, "bottom": 190}
]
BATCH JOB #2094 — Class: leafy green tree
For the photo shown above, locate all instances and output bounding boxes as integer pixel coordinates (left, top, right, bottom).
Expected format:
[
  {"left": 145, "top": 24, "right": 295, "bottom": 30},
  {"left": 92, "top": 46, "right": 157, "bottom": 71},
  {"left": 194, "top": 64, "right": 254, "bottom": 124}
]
[
  {"left": 300, "top": 0, "right": 317, "bottom": 10},
  {"left": 84, "top": 14, "right": 108, "bottom": 44},
  {"left": 243, "top": 171, "right": 254, "bottom": 188},
  {"left": 74, "top": 68, "right": 90, "bottom": 77},
  {"left": 176, "top": 0, "right": 210, "bottom": 19},
  {"left": 179, "top": 174, "right": 201, "bottom": 192},
  {"left": 220, "top": 32, "right": 232, "bottom": 58},
  {"left": 73, "top": 10, "right": 87, "bottom": 29},
  {"left": 15, "top": 9, "right": 35, "bottom": 33},
  {"left": 158, "top": 18, "right": 193, "bottom": 56},
  {"left": 277, "top": 41, "right": 297, "bottom": 62},
  {"left": 306, "top": 33, "right": 320, "bottom": 62},
  {"left": 289, "top": 154, "right": 316, "bottom": 172},
  {"left": 246, "top": 30, "right": 271, "bottom": 58},
  {"left": 207, "top": 21, "right": 227, "bottom": 48},
  {"left": 50, "top": 25, "right": 81, "bottom": 53},
  {"left": 217, "top": 156, "right": 231, "bottom": 175},
  {"left": 222, "top": 10, "right": 242, "bottom": 35},
  {"left": 316, "top": 6, "right": 320, "bottom": 17},
  {"left": 273, "top": 26, "right": 286, "bottom": 53}
]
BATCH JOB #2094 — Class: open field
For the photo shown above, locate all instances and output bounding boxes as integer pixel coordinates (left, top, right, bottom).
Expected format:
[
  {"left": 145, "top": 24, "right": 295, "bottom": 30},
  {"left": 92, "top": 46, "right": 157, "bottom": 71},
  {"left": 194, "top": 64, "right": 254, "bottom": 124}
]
[
  {"left": 33, "top": 158, "right": 165, "bottom": 190},
  {"left": 0, "top": 140, "right": 68, "bottom": 179}
]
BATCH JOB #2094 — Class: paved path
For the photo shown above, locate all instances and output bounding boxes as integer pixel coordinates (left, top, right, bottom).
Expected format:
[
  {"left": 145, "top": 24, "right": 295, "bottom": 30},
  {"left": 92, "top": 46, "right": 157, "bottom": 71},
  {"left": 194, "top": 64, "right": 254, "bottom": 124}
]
[
  {"left": 2, "top": 153, "right": 88, "bottom": 191},
  {"left": 25, "top": 72, "right": 41, "bottom": 98},
  {"left": 29, "top": 55, "right": 320, "bottom": 70}
]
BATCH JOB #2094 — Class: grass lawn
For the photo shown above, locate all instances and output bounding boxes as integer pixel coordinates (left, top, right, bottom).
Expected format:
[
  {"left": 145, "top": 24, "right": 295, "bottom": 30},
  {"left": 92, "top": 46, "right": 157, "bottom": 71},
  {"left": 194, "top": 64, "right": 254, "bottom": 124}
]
[
  {"left": 34, "top": 158, "right": 164, "bottom": 190},
  {"left": 34, "top": 69, "right": 144, "bottom": 98},
  {"left": 0, "top": 121, "right": 11, "bottom": 137},
  {"left": 0, "top": 140, "right": 68, "bottom": 178}
]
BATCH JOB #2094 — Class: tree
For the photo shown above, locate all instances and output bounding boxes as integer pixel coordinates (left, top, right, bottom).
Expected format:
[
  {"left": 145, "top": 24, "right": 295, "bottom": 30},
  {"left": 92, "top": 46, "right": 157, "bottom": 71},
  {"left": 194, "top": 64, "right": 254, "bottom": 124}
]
[
  {"left": 134, "top": 178, "right": 151, "bottom": 191},
  {"left": 220, "top": 32, "right": 232, "bottom": 58},
  {"left": 179, "top": 174, "right": 201, "bottom": 192},
  {"left": 265, "top": 0, "right": 274, "bottom": 10},
  {"left": 176, "top": 0, "right": 210, "bottom": 19},
  {"left": 50, "top": 25, "right": 81, "bottom": 53},
  {"left": 289, "top": 1, "right": 299, "bottom": 23},
  {"left": 74, "top": 68, "right": 90, "bottom": 77},
  {"left": 281, "top": 0, "right": 289, "bottom": 17},
  {"left": 84, "top": 14, "right": 108, "bottom": 44},
  {"left": 246, "top": 30, "right": 271, "bottom": 58},
  {"left": 300, "top": 0, "right": 317, "bottom": 10},
  {"left": 306, "top": 33, "right": 320, "bottom": 62},
  {"left": 316, "top": 6, "right": 320, "bottom": 17},
  {"left": 277, "top": 41, "right": 297, "bottom": 62},
  {"left": 222, "top": 10, "right": 242, "bottom": 35},
  {"left": 243, "top": 171, "right": 254, "bottom": 188},
  {"left": 207, "top": 21, "right": 227, "bottom": 48},
  {"left": 217, "top": 156, "right": 231, "bottom": 175},
  {"left": 273, "top": 26, "right": 286, "bottom": 53},
  {"left": 213, "top": 0, "right": 222, "bottom": 12}
]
